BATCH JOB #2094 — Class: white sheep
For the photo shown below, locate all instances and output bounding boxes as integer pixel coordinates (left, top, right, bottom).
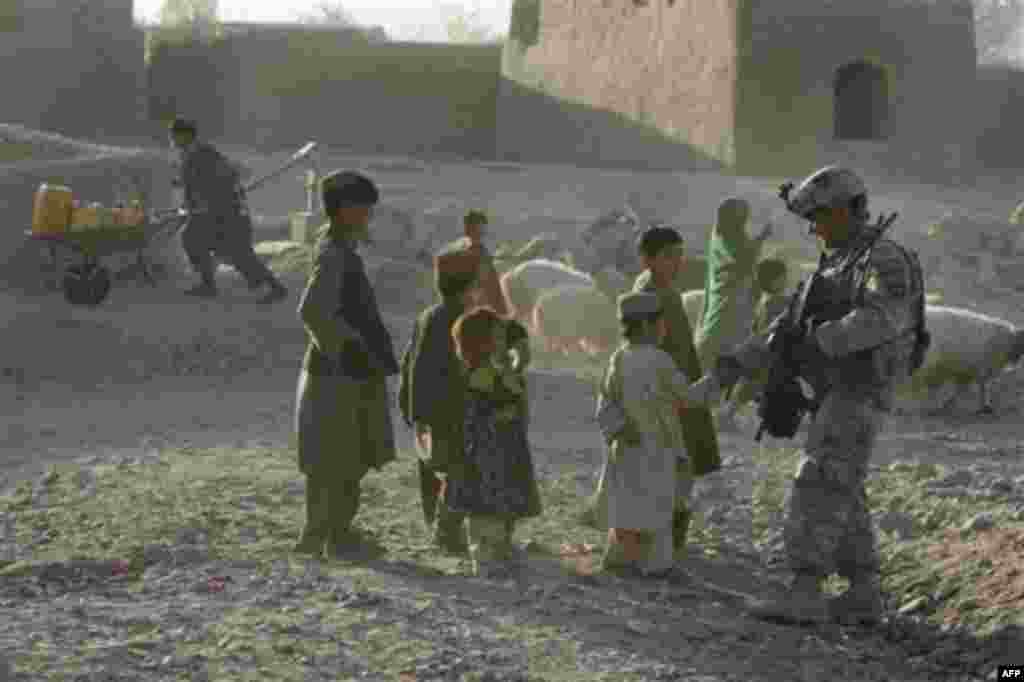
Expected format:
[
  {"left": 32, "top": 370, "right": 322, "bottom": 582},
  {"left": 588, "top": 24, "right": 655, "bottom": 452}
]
[
  {"left": 532, "top": 284, "right": 620, "bottom": 357},
  {"left": 499, "top": 258, "right": 595, "bottom": 332},
  {"left": 512, "top": 232, "right": 565, "bottom": 262},
  {"left": 908, "top": 305, "right": 1024, "bottom": 414},
  {"left": 681, "top": 289, "right": 705, "bottom": 331}
]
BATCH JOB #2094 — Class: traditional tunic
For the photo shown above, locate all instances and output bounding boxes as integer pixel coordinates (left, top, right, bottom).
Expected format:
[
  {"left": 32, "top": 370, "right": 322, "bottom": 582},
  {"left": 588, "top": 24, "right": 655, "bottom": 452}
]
[
  {"left": 397, "top": 296, "right": 471, "bottom": 546},
  {"left": 295, "top": 228, "right": 399, "bottom": 550},
  {"left": 600, "top": 342, "right": 719, "bottom": 574},
  {"left": 445, "top": 367, "right": 542, "bottom": 520},
  {"left": 633, "top": 270, "right": 722, "bottom": 477},
  {"left": 445, "top": 360, "right": 543, "bottom": 574}
]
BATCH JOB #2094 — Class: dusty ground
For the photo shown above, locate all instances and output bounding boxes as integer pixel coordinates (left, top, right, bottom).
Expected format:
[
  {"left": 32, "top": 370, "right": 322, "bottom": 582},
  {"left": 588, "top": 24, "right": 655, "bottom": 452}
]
[{"left": 5, "top": 150, "right": 1024, "bottom": 680}]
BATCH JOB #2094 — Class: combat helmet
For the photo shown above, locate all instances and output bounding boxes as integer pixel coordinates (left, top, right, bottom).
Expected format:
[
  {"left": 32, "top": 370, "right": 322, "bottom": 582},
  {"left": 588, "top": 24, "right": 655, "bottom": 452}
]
[{"left": 779, "top": 166, "right": 867, "bottom": 221}]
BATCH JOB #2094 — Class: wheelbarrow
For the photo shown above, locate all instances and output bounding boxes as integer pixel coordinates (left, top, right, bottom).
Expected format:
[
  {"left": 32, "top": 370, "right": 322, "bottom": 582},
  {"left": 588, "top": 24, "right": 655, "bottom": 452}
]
[
  {"left": 24, "top": 210, "right": 187, "bottom": 306},
  {"left": 24, "top": 141, "right": 320, "bottom": 306}
]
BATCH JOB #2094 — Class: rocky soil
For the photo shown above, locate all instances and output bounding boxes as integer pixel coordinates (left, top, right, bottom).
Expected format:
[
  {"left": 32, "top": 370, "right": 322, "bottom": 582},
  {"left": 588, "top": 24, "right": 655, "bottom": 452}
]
[{"left": 4, "top": 142, "right": 1024, "bottom": 680}]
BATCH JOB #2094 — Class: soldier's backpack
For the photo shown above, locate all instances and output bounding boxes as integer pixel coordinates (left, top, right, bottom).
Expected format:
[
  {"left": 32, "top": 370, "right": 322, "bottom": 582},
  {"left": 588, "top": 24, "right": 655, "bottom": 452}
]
[{"left": 906, "top": 247, "right": 931, "bottom": 374}]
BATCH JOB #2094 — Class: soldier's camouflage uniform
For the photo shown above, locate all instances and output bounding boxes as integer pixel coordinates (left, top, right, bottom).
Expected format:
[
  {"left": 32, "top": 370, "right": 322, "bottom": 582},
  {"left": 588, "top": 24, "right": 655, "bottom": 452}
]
[{"left": 727, "top": 228, "right": 924, "bottom": 623}]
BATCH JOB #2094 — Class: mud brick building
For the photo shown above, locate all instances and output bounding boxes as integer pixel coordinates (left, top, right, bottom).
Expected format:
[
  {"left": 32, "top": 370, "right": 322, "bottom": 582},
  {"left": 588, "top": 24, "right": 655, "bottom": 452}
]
[{"left": 499, "top": 0, "right": 977, "bottom": 179}]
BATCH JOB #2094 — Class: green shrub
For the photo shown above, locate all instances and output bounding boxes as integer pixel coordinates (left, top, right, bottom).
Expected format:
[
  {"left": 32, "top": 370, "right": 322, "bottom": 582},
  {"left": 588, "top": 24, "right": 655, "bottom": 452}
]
[{"left": 509, "top": 0, "right": 542, "bottom": 48}]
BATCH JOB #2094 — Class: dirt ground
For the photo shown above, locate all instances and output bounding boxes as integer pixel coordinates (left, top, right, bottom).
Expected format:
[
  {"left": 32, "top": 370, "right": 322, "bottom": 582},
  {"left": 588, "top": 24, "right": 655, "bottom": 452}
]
[{"left": 5, "top": 152, "right": 1024, "bottom": 680}]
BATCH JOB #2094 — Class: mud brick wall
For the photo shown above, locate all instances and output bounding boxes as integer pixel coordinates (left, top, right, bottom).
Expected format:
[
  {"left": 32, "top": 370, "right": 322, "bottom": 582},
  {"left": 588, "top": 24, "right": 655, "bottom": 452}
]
[{"left": 496, "top": 0, "right": 735, "bottom": 171}]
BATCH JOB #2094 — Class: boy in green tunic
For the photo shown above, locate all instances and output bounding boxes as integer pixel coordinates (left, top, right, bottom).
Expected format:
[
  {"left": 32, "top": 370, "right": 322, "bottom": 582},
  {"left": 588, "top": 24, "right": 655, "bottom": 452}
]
[
  {"left": 695, "top": 197, "right": 773, "bottom": 376},
  {"left": 399, "top": 248, "right": 483, "bottom": 553},
  {"left": 294, "top": 170, "right": 400, "bottom": 558}
]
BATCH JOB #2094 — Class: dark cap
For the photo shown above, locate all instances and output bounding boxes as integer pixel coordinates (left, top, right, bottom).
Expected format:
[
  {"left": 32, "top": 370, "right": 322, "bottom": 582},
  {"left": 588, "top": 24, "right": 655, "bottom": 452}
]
[
  {"left": 321, "top": 170, "right": 380, "bottom": 211},
  {"left": 464, "top": 209, "right": 488, "bottom": 225},
  {"left": 168, "top": 117, "right": 197, "bottom": 135}
]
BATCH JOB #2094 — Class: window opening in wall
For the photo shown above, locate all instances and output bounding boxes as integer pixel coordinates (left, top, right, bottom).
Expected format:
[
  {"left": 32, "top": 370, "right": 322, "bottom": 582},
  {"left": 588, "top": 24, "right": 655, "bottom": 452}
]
[{"left": 834, "top": 61, "right": 888, "bottom": 140}]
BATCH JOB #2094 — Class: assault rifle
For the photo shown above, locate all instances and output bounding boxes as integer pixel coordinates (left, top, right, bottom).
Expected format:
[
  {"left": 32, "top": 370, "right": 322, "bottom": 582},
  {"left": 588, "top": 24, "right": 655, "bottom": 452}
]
[{"left": 754, "top": 191, "right": 899, "bottom": 442}]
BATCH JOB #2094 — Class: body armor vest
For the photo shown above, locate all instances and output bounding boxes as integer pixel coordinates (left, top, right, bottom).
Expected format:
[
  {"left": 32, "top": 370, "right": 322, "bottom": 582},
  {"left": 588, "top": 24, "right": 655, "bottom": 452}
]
[{"left": 800, "top": 235, "right": 922, "bottom": 404}]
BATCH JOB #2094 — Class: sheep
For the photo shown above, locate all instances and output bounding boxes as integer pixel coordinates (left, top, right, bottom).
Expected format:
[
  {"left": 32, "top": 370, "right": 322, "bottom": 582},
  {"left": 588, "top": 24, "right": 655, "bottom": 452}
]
[
  {"left": 499, "top": 258, "right": 595, "bottom": 332},
  {"left": 512, "top": 232, "right": 564, "bottom": 262},
  {"left": 532, "top": 284, "right": 620, "bottom": 357},
  {"left": 906, "top": 305, "right": 1024, "bottom": 414}
]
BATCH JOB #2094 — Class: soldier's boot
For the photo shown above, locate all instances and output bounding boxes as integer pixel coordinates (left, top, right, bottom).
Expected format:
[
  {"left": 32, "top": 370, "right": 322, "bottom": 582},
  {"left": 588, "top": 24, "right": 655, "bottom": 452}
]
[
  {"left": 829, "top": 574, "right": 884, "bottom": 626},
  {"left": 747, "top": 572, "right": 830, "bottom": 625},
  {"left": 433, "top": 504, "right": 468, "bottom": 554},
  {"left": 672, "top": 506, "right": 692, "bottom": 551}
]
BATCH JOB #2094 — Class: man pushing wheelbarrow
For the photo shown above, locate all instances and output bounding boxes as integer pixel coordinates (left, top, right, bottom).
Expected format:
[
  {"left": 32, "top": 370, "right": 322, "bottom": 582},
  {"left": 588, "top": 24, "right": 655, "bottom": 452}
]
[{"left": 168, "top": 117, "right": 290, "bottom": 304}]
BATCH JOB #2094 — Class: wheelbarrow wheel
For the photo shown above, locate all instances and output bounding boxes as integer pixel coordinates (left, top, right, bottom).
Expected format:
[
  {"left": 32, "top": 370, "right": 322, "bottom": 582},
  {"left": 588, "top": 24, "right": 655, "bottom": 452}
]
[{"left": 63, "top": 263, "right": 112, "bottom": 306}]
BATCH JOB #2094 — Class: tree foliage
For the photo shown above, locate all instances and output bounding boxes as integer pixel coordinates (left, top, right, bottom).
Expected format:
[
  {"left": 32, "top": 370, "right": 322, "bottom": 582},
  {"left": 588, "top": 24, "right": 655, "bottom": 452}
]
[
  {"left": 438, "top": 1, "right": 503, "bottom": 44},
  {"left": 155, "top": 0, "right": 221, "bottom": 42},
  {"left": 293, "top": 1, "right": 389, "bottom": 42},
  {"left": 974, "top": 0, "right": 1024, "bottom": 63}
]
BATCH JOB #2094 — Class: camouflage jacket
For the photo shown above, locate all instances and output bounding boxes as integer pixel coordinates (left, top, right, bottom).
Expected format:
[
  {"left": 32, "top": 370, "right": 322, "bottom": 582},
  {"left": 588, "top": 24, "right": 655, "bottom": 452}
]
[{"left": 731, "top": 232, "right": 925, "bottom": 406}]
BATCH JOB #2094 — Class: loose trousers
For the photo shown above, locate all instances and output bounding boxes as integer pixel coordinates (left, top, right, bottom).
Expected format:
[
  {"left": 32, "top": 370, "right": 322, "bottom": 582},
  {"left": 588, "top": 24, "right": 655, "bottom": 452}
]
[{"left": 180, "top": 212, "right": 278, "bottom": 289}]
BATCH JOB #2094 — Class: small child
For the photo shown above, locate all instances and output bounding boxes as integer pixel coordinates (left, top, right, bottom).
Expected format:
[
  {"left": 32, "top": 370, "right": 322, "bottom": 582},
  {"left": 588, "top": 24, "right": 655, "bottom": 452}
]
[
  {"left": 398, "top": 247, "right": 483, "bottom": 554},
  {"left": 446, "top": 306, "right": 542, "bottom": 579},
  {"left": 598, "top": 291, "right": 719, "bottom": 577},
  {"left": 456, "top": 210, "right": 509, "bottom": 316}
]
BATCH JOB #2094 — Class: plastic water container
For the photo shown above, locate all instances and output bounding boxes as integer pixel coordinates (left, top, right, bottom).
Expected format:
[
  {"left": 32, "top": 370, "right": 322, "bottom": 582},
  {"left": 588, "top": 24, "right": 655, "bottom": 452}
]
[
  {"left": 70, "top": 204, "right": 101, "bottom": 232},
  {"left": 94, "top": 204, "right": 117, "bottom": 227},
  {"left": 118, "top": 204, "right": 145, "bottom": 226},
  {"left": 31, "top": 183, "right": 74, "bottom": 235}
]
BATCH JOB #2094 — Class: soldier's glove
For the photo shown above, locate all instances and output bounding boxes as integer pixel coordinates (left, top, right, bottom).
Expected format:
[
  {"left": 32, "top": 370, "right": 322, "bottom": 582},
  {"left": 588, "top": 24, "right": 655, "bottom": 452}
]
[{"left": 714, "top": 355, "right": 744, "bottom": 391}]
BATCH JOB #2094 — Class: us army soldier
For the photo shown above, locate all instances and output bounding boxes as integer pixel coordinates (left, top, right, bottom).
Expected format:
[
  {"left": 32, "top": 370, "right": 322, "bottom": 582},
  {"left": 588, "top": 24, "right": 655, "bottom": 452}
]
[{"left": 710, "top": 166, "right": 926, "bottom": 626}]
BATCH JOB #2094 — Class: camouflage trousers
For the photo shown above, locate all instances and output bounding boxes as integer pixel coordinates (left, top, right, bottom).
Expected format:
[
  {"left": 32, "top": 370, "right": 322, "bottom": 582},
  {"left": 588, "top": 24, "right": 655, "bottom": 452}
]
[{"left": 783, "top": 391, "right": 885, "bottom": 580}]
